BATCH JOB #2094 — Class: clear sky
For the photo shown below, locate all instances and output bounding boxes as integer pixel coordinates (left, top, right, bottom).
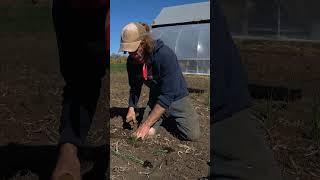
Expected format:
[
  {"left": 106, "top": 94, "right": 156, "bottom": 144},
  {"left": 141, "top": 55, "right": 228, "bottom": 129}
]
[{"left": 110, "top": 0, "right": 208, "bottom": 55}]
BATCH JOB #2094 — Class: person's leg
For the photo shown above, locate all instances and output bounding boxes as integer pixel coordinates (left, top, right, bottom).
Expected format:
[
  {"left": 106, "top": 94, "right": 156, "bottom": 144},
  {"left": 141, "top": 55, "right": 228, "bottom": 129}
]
[
  {"left": 51, "top": 2, "right": 82, "bottom": 179},
  {"left": 76, "top": 5, "right": 107, "bottom": 146},
  {"left": 54, "top": 0, "right": 107, "bottom": 146},
  {"left": 212, "top": 108, "right": 282, "bottom": 180},
  {"left": 51, "top": 1, "right": 107, "bottom": 179},
  {"left": 168, "top": 96, "right": 200, "bottom": 141}
]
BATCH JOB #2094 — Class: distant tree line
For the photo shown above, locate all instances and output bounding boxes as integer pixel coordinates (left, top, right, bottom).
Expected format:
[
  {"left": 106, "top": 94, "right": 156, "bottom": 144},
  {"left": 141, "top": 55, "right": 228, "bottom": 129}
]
[{"left": 110, "top": 53, "right": 127, "bottom": 64}]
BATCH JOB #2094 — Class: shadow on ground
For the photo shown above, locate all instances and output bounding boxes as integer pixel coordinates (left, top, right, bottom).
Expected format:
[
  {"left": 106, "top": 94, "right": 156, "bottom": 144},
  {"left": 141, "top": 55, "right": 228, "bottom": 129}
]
[
  {"left": 187, "top": 88, "right": 206, "bottom": 94},
  {"left": 0, "top": 144, "right": 109, "bottom": 180},
  {"left": 248, "top": 83, "right": 302, "bottom": 101},
  {"left": 110, "top": 107, "right": 146, "bottom": 130}
]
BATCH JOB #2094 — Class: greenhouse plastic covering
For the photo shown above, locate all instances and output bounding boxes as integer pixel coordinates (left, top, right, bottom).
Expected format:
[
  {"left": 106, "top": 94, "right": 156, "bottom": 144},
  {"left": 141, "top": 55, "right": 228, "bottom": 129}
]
[
  {"left": 220, "top": 0, "right": 320, "bottom": 40},
  {"left": 151, "top": 23, "right": 210, "bottom": 75},
  {"left": 153, "top": 1, "right": 210, "bottom": 26}
]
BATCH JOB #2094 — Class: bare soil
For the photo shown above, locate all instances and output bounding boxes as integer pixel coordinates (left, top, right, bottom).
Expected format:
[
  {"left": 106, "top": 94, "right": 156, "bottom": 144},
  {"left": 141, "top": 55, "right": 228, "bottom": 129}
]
[
  {"left": 110, "top": 70, "right": 210, "bottom": 180},
  {"left": 236, "top": 38, "right": 320, "bottom": 180}
]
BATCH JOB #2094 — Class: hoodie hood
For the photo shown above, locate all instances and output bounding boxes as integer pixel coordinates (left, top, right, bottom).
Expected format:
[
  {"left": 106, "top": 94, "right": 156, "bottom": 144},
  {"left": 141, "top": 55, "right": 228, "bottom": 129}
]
[
  {"left": 146, "top": 39, "right": 164, "bottom": 64},
  {"left": 154, "top": 39, "right": 165, "bottom": 53}
]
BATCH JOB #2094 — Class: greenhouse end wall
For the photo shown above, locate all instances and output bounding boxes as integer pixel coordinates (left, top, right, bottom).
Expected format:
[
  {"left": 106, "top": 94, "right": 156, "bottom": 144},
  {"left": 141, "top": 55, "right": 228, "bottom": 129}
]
[
  {"left": 151, "top": 23, "right": 210, "bottom": 75},
  {"left": 221, "top": 0, "right": 320, "bottom": 40}
]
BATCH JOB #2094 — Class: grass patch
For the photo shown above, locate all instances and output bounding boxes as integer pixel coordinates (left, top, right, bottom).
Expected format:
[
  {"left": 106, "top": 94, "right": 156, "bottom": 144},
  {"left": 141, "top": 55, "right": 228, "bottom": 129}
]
[
  {"left": 252, "top": 93, "right": 288, "bottom": 129},
  {"left": 265, "top": 93, "right": 274, "bottom": 128},
  {"left": 110, "top": 63, "right": 126, "bottom": 72}
]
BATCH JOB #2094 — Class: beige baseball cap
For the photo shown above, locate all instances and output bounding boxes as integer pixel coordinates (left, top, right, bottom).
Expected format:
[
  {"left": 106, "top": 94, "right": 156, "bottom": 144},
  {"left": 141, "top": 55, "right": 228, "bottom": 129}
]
[{"left": 119, "top": 22, "right": 147, "bottom": 52}]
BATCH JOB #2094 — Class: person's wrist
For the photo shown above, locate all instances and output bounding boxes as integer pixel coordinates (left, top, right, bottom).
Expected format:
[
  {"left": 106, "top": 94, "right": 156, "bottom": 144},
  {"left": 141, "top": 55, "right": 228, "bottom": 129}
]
[
  {"left": 143, "top": 119, "right": 153, "bottom": 128},
  {"left": 128, "top": 107, "right": 135, "bottom": 112},
  {"left": 60, "top": 143, "right": 78, "bottom": 155}
]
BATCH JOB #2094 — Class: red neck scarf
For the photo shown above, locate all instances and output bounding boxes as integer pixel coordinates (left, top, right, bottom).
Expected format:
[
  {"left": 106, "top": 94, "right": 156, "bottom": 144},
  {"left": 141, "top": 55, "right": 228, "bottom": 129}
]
[{"left": 142, "top": 63, "right": 148, "bottom": 80}]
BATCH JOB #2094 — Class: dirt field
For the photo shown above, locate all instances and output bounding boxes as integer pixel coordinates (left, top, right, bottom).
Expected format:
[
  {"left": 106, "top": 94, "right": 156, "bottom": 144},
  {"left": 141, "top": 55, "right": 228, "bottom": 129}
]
[
  {"left": 109, "top": 67, "right": 210, "bottom": 180},
  {"left": 236, "top": 39, "right": 320, "bottom": 180}
]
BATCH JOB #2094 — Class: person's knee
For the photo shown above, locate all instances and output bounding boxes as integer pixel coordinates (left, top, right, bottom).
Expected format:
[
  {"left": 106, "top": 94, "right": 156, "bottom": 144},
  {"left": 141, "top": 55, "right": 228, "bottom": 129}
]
[
  {"left": 178, "top": 116, "right": 201, "bottom": 141},
  {"left": 189, "top": 115, "right": 201, "bottom": 141},
  {"left": 185, "top": 128, "right": 201, "bottom": 141}
]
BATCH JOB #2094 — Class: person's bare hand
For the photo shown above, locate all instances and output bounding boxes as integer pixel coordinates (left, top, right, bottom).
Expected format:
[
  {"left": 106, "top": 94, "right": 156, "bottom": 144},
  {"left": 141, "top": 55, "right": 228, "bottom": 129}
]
[
  {"left": 126, "top": 107, "right": 137, "bottom": 125},
  {"left": 51, "top": 143, "right": 81, "bottom": 180},
  {"left": 134, "top": 122, "right": 151, "bottom": 140}
]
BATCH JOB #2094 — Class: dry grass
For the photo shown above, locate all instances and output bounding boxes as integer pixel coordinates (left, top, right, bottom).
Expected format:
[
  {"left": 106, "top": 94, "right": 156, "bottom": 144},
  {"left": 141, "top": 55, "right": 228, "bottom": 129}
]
[
  {"left": 311, "top": 93, "right": 320, "bottom": 145},
  {"left": 239, "top": 38, "right": 320, "bottom": 179},
  {"left": 251, "top": 97, "right": 320, "bottom": 179},
  {"left": 8, "top": 171, "right": 38, "bottom": 180}
]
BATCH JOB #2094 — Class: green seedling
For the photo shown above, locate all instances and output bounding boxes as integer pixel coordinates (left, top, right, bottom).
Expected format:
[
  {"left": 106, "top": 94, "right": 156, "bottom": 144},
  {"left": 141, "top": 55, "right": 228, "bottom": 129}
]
[
  {"left": 127, "top": 134, "right": 143, "bottom": 148},
  {"left": 129, "top": 135, "right": 142, "bottom": 142},
  {"left": 153, "top": 147, "right": 175, "bottom": 156},
  {"left": 111, "top": 149, "right": 153, "bottom": 168}
]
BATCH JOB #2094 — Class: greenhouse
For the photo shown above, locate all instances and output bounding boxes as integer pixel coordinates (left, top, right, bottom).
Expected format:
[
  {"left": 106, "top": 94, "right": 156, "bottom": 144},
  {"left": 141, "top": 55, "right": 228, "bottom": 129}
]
[
  {"left": 151, "top": 1, "right": 210, "bottom": 75},
  {"left": 220, "top": 0, "right": 320, "bottom": 40}
]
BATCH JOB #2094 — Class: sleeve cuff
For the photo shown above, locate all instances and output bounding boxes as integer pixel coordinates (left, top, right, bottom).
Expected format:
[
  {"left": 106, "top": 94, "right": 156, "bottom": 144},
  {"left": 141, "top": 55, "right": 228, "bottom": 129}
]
[
  {"left": 157, "top": 95, "right": 172, "bottom": 109},
  {"left": 128, "top": 103, "right": 137, "bottom": 108}
]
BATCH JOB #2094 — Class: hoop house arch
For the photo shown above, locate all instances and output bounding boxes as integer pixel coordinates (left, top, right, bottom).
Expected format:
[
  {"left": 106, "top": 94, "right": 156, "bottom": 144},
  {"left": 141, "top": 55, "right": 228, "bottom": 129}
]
[{"left": 151, "top": 1, "right": 210, "bottom": 75}]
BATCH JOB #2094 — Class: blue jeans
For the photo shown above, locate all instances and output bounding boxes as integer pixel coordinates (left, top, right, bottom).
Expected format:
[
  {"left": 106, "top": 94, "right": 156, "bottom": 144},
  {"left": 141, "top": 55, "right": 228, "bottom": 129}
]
[{"left": 142, "top": 96, "right": 200, "bottom": 141}]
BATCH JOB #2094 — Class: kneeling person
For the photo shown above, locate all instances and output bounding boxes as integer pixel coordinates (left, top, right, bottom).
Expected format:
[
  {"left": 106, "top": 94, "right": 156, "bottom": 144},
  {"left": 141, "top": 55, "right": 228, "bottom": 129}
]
[{"left": 119, "top": 22, "right": 200, "bottom": 141}]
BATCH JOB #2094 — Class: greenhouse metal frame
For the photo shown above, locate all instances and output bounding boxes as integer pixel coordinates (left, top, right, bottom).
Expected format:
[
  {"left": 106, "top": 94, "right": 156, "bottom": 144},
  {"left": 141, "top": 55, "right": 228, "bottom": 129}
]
[{"left": 151, "top": 1, "right": 210, "bottom": 75}]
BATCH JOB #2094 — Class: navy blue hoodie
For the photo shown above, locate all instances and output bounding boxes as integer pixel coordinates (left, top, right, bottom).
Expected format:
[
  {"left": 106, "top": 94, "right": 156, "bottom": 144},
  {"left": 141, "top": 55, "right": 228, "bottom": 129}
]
[
  {"left": 127, "top": 39, "right": 189, "bottom": 109},
  {"left": 212, "top": 1, "right": 252, "bottom": 122}
]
